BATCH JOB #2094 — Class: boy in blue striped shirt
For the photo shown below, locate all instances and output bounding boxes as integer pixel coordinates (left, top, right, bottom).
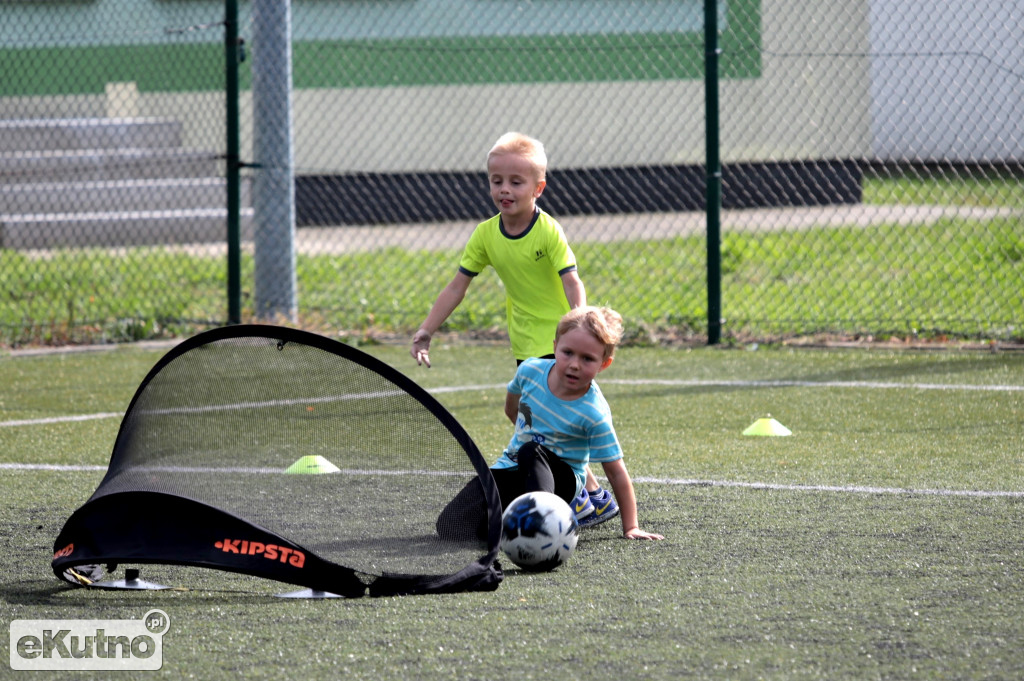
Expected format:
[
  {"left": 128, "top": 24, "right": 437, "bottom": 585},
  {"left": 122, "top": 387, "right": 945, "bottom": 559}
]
[{"left": 490, "top": 306, "right": 663, "bottom": 541}]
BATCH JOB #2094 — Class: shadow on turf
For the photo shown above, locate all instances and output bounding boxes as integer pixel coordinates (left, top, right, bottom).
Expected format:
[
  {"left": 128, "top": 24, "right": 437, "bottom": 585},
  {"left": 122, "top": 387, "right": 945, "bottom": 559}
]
[
  {"left": 0, "top": 578, "right": 327, "bottom": 606},
  {"left": 0, "top": 580, "right": 70, "bottom": 605}
]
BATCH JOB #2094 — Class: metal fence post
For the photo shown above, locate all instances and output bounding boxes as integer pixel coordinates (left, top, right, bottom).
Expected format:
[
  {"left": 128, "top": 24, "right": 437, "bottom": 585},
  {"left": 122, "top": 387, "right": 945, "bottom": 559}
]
[
  {"left": 705, "top": 0, "right": 723, "bottom": 345},
  {"left": 252, "top": 0, "right": 298, "bottom": 322},
  {"left": 225, "top": 0, "right": 242, "bottom": 325}
]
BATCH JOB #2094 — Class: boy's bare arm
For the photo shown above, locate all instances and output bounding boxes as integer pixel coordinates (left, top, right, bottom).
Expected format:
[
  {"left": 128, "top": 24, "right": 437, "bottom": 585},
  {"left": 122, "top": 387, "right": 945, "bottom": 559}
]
[
  {"left": 560, "top": 270, "right": 587, "bottom": 309},
  {"left": 411, "top": 272, "right": 473, "bottom": 366},
  {"left": 602, "top": 459, "right": 664, "bottom": 540},
  {"left": 504, "top": 392, "right": 520, "bottom": 424}
]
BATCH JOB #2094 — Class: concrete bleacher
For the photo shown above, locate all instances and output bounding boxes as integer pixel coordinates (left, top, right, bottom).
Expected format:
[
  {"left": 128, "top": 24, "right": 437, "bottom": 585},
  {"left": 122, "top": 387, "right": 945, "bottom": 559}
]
[{"left": 0, "top": 118, "right": 252, "bottom": 249}]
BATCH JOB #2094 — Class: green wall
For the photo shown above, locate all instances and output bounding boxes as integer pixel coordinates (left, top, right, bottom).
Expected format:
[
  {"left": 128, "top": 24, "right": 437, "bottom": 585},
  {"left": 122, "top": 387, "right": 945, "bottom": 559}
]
[{"left": 0, "top": 0, "right": 761, "bottom": 96}]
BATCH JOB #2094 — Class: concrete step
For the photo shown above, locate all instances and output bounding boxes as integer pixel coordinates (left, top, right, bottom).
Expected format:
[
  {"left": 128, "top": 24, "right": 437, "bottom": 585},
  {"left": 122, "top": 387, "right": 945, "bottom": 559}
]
[
  {"left": 0, "top": 118, "right": 183, "bottom": 152},
  {"left": 0, "top": 208, "right": 255, "bottom": 249},
  {"left": 0, "top": 178, "right": 252, "bottom": 214},
  {"left": 0, "top": 148, "right": 223, "bottom": 184}
]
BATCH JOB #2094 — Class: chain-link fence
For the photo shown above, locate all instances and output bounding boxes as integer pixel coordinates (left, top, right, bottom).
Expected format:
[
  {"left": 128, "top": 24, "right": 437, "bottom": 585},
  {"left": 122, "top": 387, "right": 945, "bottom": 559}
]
[{"left": 2, "top": 0, "right": 1021, "bottom": 348}]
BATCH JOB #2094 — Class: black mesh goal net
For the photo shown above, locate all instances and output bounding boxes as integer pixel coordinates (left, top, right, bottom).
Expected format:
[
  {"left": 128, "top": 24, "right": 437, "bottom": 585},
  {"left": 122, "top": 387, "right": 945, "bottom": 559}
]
[{"left": 51, "top": 325, "right": 503, "bottom": 597}]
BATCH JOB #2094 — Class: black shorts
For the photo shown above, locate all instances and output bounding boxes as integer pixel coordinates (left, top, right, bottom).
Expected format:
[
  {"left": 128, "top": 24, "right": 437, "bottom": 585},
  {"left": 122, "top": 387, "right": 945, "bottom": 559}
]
[{"left": 436, "top": 442, "right": 576, "bottom": 541}]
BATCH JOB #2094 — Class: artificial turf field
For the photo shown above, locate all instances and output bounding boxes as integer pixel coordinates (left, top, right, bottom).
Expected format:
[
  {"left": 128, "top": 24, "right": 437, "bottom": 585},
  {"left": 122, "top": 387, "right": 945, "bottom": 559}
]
[{"left": 1, "top": 340, "right": 1022, "bottom": 679}]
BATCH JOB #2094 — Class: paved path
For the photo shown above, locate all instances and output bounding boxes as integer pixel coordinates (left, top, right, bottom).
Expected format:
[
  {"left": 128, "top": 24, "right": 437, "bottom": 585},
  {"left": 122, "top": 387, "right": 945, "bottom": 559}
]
[
  {"left": 37, "top": 203, "right": 1010, "bottom": 259},
  {"left": 292, "top": 204, "right": 1018, "bottom": 254}
]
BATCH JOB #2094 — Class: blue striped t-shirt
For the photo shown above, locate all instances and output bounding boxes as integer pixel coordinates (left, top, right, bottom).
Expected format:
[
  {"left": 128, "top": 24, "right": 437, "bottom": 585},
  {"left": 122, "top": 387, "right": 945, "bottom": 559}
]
[{"left": 492, "top": 357, "right": 622, "bottom": 495}]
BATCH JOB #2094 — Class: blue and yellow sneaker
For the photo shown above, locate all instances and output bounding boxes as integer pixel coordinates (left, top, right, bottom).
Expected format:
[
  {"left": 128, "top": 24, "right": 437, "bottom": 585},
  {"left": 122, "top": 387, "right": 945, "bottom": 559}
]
[
  {"left": 573, "top": 487, "right": 595, "bottom": 522},
  {"left": 578, "top": 488, "right": 619, "bottom": 528}
]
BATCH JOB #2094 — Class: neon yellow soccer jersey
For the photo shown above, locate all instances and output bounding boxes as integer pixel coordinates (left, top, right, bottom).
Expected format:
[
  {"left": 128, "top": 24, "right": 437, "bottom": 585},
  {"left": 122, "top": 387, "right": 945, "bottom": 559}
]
[{"left": 459, "top": 210, "right": 578, "bottom": 360}]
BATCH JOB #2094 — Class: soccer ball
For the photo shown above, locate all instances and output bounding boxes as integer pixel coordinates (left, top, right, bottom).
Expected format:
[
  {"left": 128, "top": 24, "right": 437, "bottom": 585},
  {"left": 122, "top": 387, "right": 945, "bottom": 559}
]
[{"left": 499, "top": 491, "right": 579, "bottom": 572}]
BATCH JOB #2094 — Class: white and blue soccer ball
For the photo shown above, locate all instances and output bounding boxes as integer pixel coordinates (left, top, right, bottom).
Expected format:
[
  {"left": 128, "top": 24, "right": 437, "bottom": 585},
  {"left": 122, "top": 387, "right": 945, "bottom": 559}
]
[{"left": 499, "top": 491, "right": 579, "bottom": 572}]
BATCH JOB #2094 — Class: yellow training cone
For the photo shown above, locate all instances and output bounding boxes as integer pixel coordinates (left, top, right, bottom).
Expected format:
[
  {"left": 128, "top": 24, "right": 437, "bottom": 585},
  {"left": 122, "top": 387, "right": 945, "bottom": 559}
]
[
  {"left": 284, "top": 455, "right": 341, "bottom": 474},
  {"left": 742, "top": 416, "right": 792, "bottom": 437}
]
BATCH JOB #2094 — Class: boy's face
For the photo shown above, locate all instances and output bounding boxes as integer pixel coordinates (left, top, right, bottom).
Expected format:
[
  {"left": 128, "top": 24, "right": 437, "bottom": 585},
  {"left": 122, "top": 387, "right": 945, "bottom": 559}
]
[
  {"left": 548, "top": 327, "right": 613, "bottom": 400},
  {"left": 487, "top": 153, "right": 546, "bottom": 226}
]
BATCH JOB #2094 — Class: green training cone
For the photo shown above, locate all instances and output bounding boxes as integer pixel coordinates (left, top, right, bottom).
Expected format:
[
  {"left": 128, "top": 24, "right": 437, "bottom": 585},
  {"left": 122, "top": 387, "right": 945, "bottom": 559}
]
[
  {"left": 284, "top": 455, "right": 341, "bottom": 474},
  {"left": 742, "top": 416, "right": 792, "bottom": 437}
]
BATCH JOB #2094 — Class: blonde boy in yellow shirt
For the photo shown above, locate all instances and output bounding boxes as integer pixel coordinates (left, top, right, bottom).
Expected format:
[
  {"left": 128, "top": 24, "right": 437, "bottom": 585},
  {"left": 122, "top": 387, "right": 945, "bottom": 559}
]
[{"left": 411, "top": 132, "right": 616, "bottom": 526}]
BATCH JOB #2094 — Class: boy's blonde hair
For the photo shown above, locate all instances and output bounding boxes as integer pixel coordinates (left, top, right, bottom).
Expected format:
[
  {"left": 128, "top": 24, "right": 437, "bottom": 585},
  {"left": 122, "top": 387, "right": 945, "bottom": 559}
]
[
  {"left": 487, "top": 132, "right": 548, "bottom": 181},
  {"left": 555, "top": 306, "right": 624, "bottom": 359}
]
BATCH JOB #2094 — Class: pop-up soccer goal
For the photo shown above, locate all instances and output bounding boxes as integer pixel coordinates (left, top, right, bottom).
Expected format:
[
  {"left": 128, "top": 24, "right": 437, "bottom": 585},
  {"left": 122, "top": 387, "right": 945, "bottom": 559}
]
[{"left": 51, "top": 325, "right": 502, "bottom": 597}]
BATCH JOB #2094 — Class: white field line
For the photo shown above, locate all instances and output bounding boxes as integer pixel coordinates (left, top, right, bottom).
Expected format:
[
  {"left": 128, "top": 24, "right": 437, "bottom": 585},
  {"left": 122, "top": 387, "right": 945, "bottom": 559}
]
[
  {"left": 3, "top": 377, "right": 1022, "bottom": 498},
  {"left": 0, "top": 412, "right": 123, "bottom": 427},
  {"left": 606, "top": 378, "right": 1024, "bottom": 392},
  {"left": 0, "top": 462, "right": 1020, "bottom": 499},
  {"left": 0, "top": 388, "right": 438, "bottom": 428},
  {"left": 2, "top": 377, "right": 1020, "bottom": 431},
  {"left": 429, "top": 379, "right": 1024, "bottom": 393},
  {"left": 629, "top": 476, "right": 1024, "bottom": 498},
  {"left": 4, "top": 376, "right": 1019, "bottom": 430},
  {"left": 138, "top": 389, "right": 407, "bottom": 416},
  {"left": 0, "top": 462, "right": 461, "bottom": 477}
]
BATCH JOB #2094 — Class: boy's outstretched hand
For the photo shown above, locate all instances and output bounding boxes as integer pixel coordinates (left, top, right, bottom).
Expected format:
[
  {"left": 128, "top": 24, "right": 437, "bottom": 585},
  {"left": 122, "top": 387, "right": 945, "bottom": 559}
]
[
  {"left": 410, "top": 329, "right": 432, "bottom": 367},
  {"left": 624, "top": 527, "right": 665, "bottom": 541}
]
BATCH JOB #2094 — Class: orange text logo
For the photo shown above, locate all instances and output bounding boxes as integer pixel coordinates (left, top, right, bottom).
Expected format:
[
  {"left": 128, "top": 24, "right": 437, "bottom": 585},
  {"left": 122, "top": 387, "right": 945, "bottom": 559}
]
[{"left": 213, "top": 539, "right": 305, "bottom": 568}]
